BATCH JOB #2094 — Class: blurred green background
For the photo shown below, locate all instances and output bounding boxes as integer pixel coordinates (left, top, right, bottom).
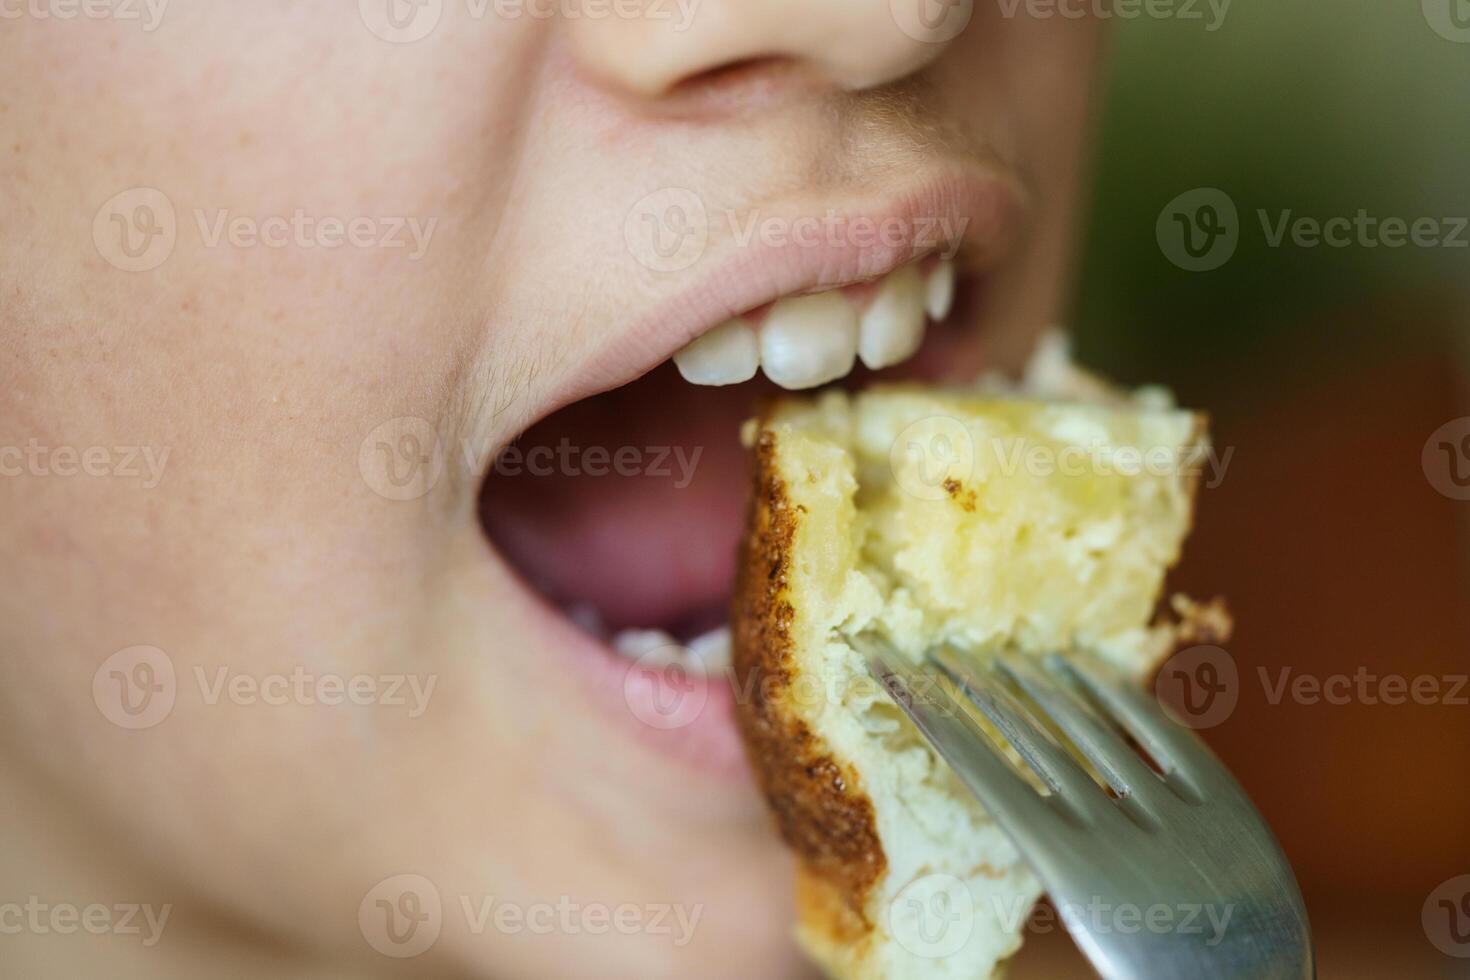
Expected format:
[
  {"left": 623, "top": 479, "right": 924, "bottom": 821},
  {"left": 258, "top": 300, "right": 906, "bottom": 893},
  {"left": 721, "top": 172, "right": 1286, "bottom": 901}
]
[
  {"left": 1073, "top": 0, "right": 1468, "bottom": 381},
  {"left": 1026, "top": 4, "right": 1470, "bottom": 977}
]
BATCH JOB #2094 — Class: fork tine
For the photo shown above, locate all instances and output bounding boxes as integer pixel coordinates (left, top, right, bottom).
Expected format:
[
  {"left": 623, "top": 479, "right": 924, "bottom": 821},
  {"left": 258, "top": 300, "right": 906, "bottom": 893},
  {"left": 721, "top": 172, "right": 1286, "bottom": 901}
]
[
  {"left": 1056, "top": 652, "right": 1222, "bottom": 799},
  {"left": 859, "top": 636, "right": 1314, "bottom": 979},
  {"left": 929, "top": 648, "right": 1117, "bottom": 816},
  {"left": 852, "top": 635, "right": 1072, "bottom": 845},
  {"left": 994, "top": 652, "right": 1172, "bottom": 815}
]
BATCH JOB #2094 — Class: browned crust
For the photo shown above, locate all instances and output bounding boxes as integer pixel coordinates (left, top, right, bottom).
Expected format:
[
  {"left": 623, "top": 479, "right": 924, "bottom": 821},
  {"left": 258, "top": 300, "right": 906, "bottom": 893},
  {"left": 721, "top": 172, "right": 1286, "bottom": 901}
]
[
  {"left": 731, "top": 426, "right": 886, "bottom": 943},
  {"left": 943, "top": 476, "right": 977, "bottom": 512}
]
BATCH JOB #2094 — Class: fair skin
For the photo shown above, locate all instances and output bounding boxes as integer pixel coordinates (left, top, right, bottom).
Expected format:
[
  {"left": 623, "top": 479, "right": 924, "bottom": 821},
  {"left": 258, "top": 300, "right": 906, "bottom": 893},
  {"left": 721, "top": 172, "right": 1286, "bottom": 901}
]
[{"left": 0, "top": 2, "right": 1102, "bottom": 977}]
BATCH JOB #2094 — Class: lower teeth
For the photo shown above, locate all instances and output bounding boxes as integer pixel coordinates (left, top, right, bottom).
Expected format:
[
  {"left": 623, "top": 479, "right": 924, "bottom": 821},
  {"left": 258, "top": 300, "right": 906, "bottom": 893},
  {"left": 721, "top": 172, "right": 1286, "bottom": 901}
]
[
  {"left": 564, "top": 602, "right": 733, "bottom": 678},
  {"left": 606, "top": 625, "right": 732, "bottom": 678}
]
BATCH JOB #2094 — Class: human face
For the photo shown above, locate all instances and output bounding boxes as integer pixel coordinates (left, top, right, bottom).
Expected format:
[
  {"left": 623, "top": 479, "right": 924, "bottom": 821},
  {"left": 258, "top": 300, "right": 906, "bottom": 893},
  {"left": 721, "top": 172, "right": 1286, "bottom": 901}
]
[{"left": 0, "top": 2, "right": 1103, "bottom": 977}]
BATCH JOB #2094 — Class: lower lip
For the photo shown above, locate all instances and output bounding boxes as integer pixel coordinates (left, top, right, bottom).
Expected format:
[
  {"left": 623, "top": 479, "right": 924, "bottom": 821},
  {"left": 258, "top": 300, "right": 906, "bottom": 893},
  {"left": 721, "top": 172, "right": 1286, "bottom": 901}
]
[{"left": 526, "top": 596, "right": 751, "bottom": 779}]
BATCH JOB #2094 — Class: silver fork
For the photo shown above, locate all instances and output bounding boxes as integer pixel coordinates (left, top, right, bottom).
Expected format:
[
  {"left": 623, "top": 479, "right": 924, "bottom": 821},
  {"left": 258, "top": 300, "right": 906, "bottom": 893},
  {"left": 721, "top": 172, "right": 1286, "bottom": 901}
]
[{"left": 852, "top": 634, "right": 1314, "bottom": 980}]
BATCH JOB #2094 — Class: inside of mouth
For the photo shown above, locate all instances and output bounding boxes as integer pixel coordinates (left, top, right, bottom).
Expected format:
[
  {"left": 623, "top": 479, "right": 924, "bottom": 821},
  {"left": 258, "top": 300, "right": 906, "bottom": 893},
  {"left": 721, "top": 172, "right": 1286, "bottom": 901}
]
[{"left": 476, "top": 275, "right": 985, "bottom": 668}]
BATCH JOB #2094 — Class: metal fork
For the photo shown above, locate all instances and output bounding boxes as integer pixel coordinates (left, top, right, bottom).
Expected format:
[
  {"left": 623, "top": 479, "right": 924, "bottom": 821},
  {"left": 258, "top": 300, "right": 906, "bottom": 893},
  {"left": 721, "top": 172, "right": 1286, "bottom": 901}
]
[{"left": 852, "top": 634, "right": 1314, "bottom": 980}]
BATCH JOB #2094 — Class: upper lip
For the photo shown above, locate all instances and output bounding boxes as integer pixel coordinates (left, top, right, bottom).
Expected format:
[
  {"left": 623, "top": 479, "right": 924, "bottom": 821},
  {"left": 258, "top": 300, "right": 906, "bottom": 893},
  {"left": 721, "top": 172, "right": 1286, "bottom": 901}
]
[{"left": 546, "top": 159, "right": 1027, "bottom": 413}]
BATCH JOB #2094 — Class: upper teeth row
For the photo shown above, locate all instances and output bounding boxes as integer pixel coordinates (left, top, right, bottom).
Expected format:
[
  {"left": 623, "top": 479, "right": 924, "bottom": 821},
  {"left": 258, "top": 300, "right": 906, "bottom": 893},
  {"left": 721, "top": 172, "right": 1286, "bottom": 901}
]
[{"left": 672, "top": 259, "right": 956, "bottom": 389}]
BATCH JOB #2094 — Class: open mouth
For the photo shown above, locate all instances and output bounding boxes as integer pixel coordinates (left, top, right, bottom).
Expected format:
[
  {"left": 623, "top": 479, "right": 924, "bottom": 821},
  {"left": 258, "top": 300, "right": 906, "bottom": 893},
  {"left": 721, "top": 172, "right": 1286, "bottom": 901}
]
[{"left": 476, "top": 177, "right": 1016, "bottom": 774}]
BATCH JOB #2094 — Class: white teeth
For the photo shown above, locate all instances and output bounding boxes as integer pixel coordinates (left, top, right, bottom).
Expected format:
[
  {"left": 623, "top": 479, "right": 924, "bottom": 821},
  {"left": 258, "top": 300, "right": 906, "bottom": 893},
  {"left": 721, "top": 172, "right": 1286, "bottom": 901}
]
[
  {"left": 685, "top": 625, "right": 732, "bottom": 675},
  {"left": 670, "top": 262, "right": 955, "bottom": 389},
  {"left": 672, "top": 317, "right": 759, "bottom": 386},
  {"left": 759, "top": 290, "right": 858, "bottom": 390},
  {"left": 857, "top": 264, "right": 927, "bottom": 370},
  {"left": 613, "top": 629, "right": 680, "bottom": 660},
  {"left": 925, "top": 259, "right": 956, "bottom": 321},
  {"left": 611, "top": 627, "right": 728, "bottom": 677}
]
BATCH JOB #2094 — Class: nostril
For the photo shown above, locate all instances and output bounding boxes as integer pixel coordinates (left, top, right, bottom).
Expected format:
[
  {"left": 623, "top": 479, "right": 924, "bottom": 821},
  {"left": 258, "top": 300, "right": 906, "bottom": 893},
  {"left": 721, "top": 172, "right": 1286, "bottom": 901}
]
[
  {"left": 668, "top": 55, "right": 795, "bottom": 94},
  {"left": 649, "top": 55, "right": 836, "bottom": 111}
]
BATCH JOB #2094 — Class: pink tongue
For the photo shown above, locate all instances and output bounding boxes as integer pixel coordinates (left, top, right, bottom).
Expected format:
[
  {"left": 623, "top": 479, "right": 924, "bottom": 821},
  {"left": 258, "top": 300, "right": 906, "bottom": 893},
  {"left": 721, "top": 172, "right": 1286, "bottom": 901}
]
[{"left": 479, "top": 362, "right": 755, "bottom": 634}]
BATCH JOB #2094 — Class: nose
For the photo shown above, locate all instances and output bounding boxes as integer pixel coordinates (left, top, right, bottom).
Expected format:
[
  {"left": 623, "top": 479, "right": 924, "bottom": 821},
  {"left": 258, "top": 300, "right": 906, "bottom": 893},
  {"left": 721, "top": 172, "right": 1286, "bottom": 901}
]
[{"left": 568, "top": 0, "right": 970, "bottom": 96}]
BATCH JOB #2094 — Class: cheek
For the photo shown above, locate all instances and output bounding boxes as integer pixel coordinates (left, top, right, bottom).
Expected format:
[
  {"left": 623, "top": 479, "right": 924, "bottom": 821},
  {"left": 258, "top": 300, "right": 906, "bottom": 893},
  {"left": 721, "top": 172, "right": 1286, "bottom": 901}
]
[
  {"left": 0, "top": 7, "right": 555, "bottom": 698},
  {"left": 2, "top": 0, "right": 551, "bottom": 376},
  {"left": 934, "top": 8, "right": 1105, "bottom": 168}
]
